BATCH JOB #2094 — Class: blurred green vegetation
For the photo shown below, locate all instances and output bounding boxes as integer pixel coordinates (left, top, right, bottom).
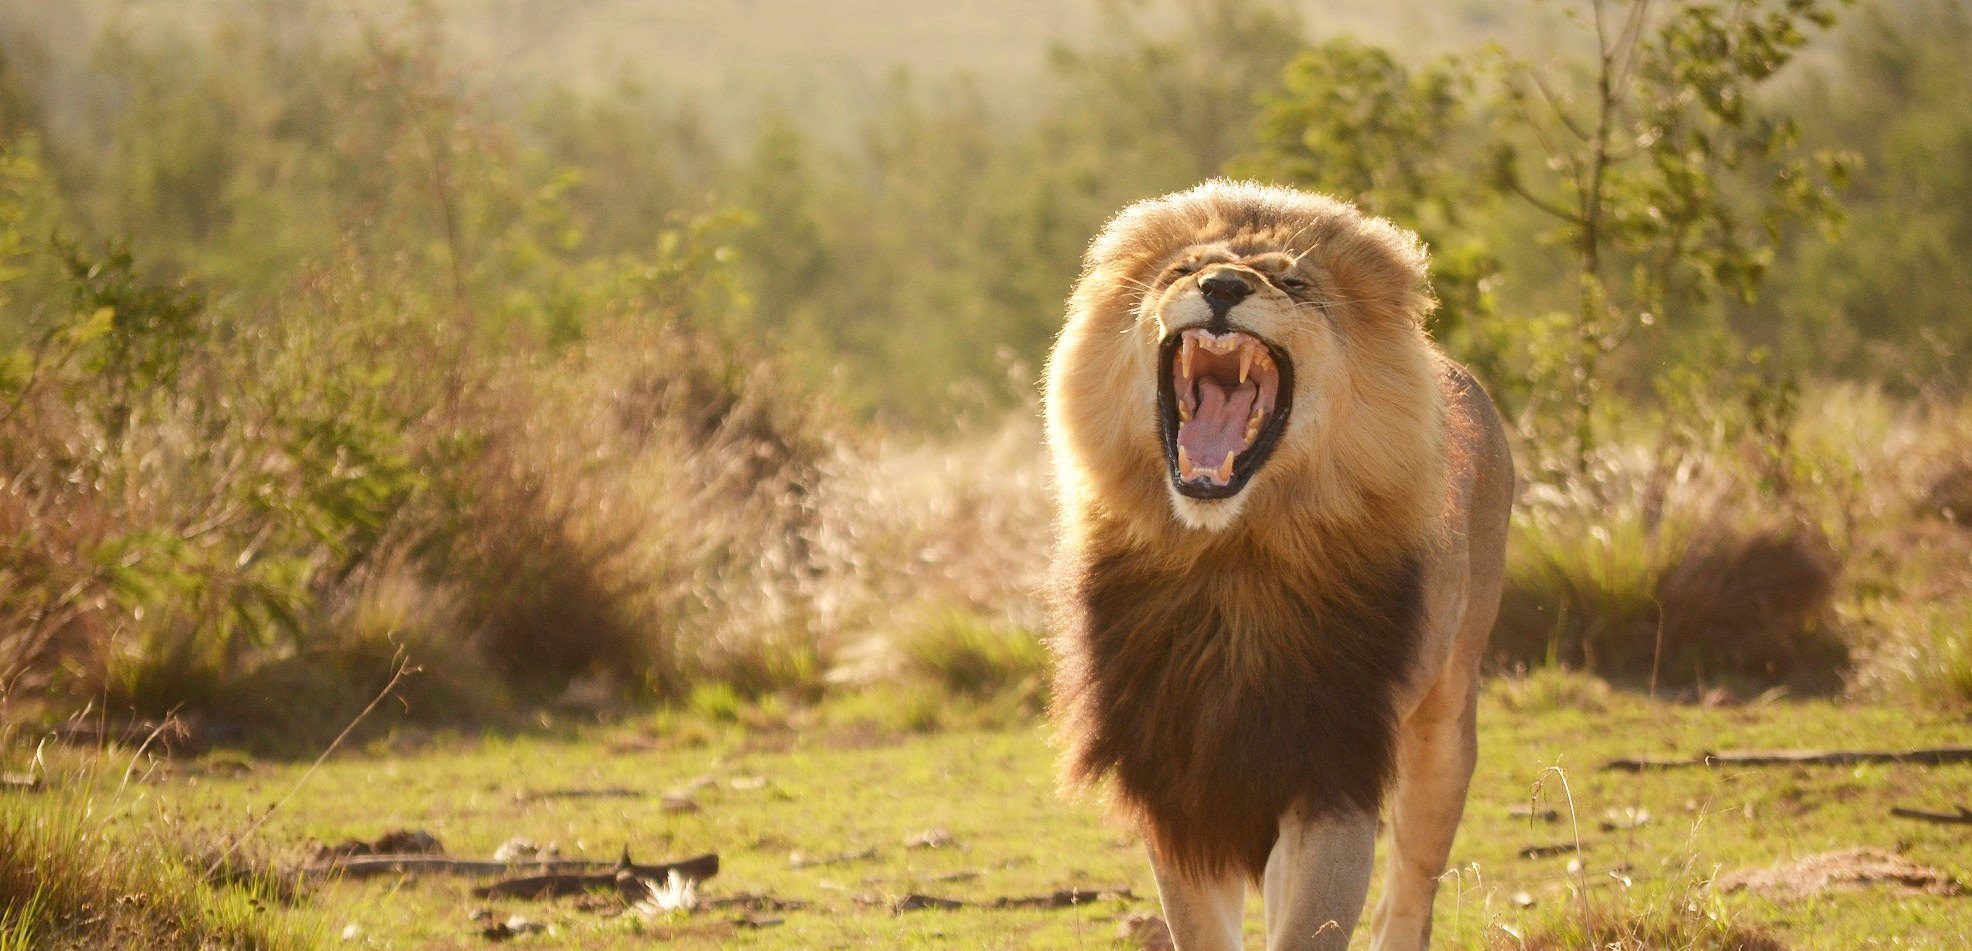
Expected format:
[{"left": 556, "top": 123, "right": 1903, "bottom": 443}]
[{"left": 0, "top": 0, "right": 1968, "bottom": 735}]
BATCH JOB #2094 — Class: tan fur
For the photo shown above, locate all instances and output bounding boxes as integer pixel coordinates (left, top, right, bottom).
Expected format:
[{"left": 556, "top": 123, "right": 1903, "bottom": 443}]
[{"left": 1045, "top": 181, "right": 1514, "bottom": 950}]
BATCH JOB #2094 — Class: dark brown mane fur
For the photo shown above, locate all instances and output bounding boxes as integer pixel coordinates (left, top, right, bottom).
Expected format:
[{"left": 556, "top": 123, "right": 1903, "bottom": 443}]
[{"left": 1051, "top": 526, "right": 1424, "bottom": 880}]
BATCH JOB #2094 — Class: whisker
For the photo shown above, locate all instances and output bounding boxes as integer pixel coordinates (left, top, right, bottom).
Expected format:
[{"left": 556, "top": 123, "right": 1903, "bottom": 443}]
[
  {"left": 1300, "top": 296, "right": 1401, "bottom": 309},
  {"left": 1280, "top": 219, "right": 1322, "bottom": 254}
]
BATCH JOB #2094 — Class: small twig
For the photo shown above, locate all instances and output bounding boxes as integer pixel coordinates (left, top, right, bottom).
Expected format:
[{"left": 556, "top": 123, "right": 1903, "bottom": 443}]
[
  {"left": 205, "top": 652, "right": 415, "bottom": 878},
  {"left": 1890, "top": 805, "right": 1972, "bottom": 826},
  {"left": 789, "top": 845, "right": 877, "bottom": 869}
]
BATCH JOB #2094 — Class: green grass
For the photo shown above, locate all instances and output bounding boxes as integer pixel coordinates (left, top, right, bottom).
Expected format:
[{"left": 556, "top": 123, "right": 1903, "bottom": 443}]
[
  {"left": 6, "top": 684, "right": 1970, "bottom": 949},
  {"left": 0, "top": 790, "right": 323, "bottom": 949}
]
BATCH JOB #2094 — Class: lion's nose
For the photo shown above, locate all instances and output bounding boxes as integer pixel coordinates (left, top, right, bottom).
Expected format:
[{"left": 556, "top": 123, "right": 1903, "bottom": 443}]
[{"left": 1198, "top": 270, "right": 1252, "bottom": 307}]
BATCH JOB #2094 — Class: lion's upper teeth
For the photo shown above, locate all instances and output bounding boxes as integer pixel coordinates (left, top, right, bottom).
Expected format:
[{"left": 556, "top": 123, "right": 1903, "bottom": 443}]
[{"left": 1239, "top": 347, "right": 1253, "bottom": 384}]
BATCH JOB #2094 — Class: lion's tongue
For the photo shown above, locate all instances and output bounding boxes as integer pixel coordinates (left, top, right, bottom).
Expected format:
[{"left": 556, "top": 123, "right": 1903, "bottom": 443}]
[{"left": 1177, "top": 378, "right": 1258, "bottom": 472}]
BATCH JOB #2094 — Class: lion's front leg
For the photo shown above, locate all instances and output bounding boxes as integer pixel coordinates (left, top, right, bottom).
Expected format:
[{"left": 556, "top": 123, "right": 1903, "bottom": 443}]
[
  {"left": 1367, "top": 684, "right": 1480, "bottom": 951},
  {"left": 1260, "top": 805, "right": 1378, "bottom": 951},
  {"left": 1149, "top": 851, "right": 1247, "bottom": 951}
]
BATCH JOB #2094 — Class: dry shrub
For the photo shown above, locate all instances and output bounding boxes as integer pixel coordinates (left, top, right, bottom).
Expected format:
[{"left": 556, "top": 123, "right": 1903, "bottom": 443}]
[
  {"left": 1654, "top": 525, "right": 1844, "bottom": 686},
  {"left": 812, "top": 415, "right": 1054, "bottom": 694},
  {"left": 408, "top": 319, "right": 841, "bottom": 703},
  {"left": 439, "top": 410, "right": 657, "bottom": 697},
  {"left": 0, "top": 413, "right": 123, "bottom": 695},
  {"left": 1497, "top": 440, "right": 1847, "bottom": 690},
  {"left": 1497, "top": 385, "right": 1972, "bottom": 698},
  {"left": 1922, "top": 455, "right": 1972, "bottom": 526}
]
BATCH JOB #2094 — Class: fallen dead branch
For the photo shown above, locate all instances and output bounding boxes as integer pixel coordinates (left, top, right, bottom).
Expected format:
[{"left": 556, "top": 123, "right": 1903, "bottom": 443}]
[
  {"left": 470, "top": 852, "right": 720, "bottom": 899},
  {"left": 893, "top": 893, "right": 966, "bottom": 912},
  {"left": 1519, "top": 843, "right": 1581, "bottom": 859},
  {"left": 1604, "top": 746, "right": 1972, "bottom": 772},
  {"left": 891, "top": 888, "right": 1136, "bottom": 913},
  {"left": 314, "top": 850, "right": 718, "bottom": 889},
  {"left": 309, "top": 829, "right": 443, "bottom": 863},
  {"left": 1, "top": 772, "right": 41, "bottom": 791},
  {"left": 701, "top": 894, "right": 809, "bottom": 913},
  {"left": 515, "top": 787, "right": 644, "bottom": 803},
  {"left": 991, "top": 888, "right": 1136, "bottom": 909},
  {"left": 1890, "top": 805, "right": 1972, "bottom": 826}
]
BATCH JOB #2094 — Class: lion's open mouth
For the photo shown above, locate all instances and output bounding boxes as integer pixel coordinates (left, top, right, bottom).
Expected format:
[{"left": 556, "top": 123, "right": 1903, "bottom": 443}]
[{"left": 1158, "top": 327, "right": 1293, "bottom": 499}]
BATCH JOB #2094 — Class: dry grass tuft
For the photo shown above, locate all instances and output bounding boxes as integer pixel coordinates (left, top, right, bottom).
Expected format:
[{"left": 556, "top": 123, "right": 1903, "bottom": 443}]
[
  {"left": 1490, "top": 865, "right": 1791, "bottom": 951},
  {"left": 1497, "top": 462, "right": 1846, "bottom": 691},
  {"left": 0, "top": 804, "right": 319, "bottom": 949},
  {"left": 1499, "top": 913, "right": 1790, "bottom": 951},
  {"left": 1924, "top": 457, "right": 1972, "bottom": 526},
  {"left": 1653, "top": 524, "right": 1845, "bottom": 687},
  {"left": 1485, "top": 666, "right": 1616, "bottom": 713}
]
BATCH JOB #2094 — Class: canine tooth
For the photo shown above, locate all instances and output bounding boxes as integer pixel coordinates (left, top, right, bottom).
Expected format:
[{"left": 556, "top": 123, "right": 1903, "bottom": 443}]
[
  {"left": 1214, "top": 453, "right": 1235, "bottom": 482},
  {"left": 1180, "top": 339, "right": 1193, "bottom": 380},
  {"left": 1239, "top": 347, "right": 1253, "bottom": 384},
  {"left": 1178, "top": 445, "right": 1192, "bottom": 476}
]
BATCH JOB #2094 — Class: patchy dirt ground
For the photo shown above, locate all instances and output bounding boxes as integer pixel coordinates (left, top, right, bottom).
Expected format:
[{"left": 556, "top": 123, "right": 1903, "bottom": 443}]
[{"left": 1721, "top": 848, "right": 1963, "bottom": 901}]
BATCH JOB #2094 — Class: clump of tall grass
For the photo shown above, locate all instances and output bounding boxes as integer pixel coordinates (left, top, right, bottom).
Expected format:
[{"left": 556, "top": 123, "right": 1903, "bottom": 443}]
[
  {"left": 1497, "top": 383, "right": 1972, "bottom": 698},
  {"left": 811, "top": 416, "right": 1055, "bottom": 703},
  {"left": 1499, "top": 444, "right": 1846, "bottom": 690},
  {"left": 893, "top": 606, "right": 1049, "bottom": 701},
  {"left": 1851, "top": 597, "right": 1972, "bottom": 708},
  {"left": 1484, "top": 666, "right": 1617, "bottom": 714},
  {"left": 0, "top": 801, "right": 322, "bottom": 950},
  {"left": 1493, "top": 888, "right": 1788, "bottom": 951}
]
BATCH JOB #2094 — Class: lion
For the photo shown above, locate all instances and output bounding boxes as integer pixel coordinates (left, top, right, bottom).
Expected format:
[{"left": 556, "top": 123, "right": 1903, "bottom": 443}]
[{"left": 1044, "top": 181, "right": 1513, "bottom": 951}]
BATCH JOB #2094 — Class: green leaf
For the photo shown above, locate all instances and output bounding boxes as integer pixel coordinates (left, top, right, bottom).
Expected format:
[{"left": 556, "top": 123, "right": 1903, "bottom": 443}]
[{"left": 65, "top": 307, "right": 116, "bottom": 346}]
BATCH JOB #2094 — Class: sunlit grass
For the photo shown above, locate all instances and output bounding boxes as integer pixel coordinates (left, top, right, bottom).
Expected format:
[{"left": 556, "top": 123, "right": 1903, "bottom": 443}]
[{"left": 10, "top": 687, "right": 1965, "bottom": 949}]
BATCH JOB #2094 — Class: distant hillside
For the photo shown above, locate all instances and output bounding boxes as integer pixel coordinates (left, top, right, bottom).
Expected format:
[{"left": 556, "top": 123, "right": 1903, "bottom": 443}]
[{"left": 24, "top": 0, "right": 1539, "bottom": 122}]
